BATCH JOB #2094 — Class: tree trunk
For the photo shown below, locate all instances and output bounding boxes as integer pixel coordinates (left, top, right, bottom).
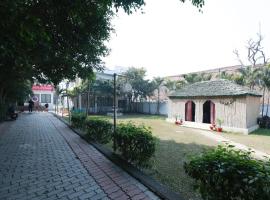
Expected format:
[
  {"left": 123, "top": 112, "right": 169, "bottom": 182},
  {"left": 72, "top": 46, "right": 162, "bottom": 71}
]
[{"left": 262, "top": 87, "right": 266, "bottom": 117}]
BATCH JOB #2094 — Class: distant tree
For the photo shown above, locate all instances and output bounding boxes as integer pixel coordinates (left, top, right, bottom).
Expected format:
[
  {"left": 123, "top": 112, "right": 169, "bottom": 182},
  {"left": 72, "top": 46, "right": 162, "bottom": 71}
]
[
  {"left": 0, "top": 0, "right": 205, "bottom": 117},
  {"left": 152, "top": 77, "right": 165, "bottom": 115},
  {"left": 184, "top": 72, "right": 212, "bottom": 84},
  {"left": 218, "top": 71, "right": 234, "bottom": 80},
  {"left": 234, "top": 32, "right": 269, "bottom": 116},
  {"left": 238, "top": 67, "right": 261, "bottom": 89},
  {"left": 164, "top": 79, "right": 186, "bottom": 91},
  {"left": 122, "top": 67, "right": 147, "bottom": 103}
]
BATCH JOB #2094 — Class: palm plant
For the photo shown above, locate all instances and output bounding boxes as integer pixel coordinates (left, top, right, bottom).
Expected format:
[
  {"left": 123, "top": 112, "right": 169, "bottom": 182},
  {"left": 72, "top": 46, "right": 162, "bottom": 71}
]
[
  {"left": 152, "top": 77, "right": 164, "bottom": 115},
  {"left": 238, "top": 66, "right": 261, "bottom": 90}
]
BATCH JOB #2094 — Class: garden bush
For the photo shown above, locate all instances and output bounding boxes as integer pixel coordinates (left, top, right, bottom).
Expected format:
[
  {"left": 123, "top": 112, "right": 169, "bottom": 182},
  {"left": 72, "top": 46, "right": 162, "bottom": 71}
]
[
  {"left": 85, "top": 118, "right": 113, "bottom": 144},
  {"left": 184, "top": 145, "right": 270, "bottom": 200},
  {"left": 257, "top": 116, "right": 270, "bottom": 129},
  {"left": 71, "top": 112, "right": 86, "bottom": 128},
  {"left": 115, "top": 122, "right": 156, "bottom": 167}
]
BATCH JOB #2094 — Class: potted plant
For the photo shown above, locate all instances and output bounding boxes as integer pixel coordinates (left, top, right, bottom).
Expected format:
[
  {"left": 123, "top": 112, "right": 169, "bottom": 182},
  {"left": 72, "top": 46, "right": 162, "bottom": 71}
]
[
  {"left": 175, "top": 115, "right": 182, "bottom": 125},
  {"left": 216, "top": 118, "right": 224, "bottom": 132},
  {"left": 175, "top": 115, "right": 179, "bottom": 125},
  {"left": 210, "top": 123, "right": 216, "bottom": 130}
]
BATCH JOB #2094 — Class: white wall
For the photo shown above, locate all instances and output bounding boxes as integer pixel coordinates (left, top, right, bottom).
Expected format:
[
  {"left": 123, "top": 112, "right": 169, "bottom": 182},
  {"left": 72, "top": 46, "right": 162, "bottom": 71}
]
[
  {"left": 32, "top": 90, "right": 54, "bottom": 110},
  {"left": 246, "top": 96, "right": 261, "bottom": 128},
  {"left": 134, "top": 102, "right": 168, "bottom": 115},
  {"left": 168, "top": 97, "right": 249, "bottom": 129}
]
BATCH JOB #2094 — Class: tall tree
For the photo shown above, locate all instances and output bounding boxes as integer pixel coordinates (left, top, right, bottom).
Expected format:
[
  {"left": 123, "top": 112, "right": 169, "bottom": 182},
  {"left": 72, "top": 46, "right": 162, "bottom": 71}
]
[
  {"left": 152, "top": 77, "right": 165, "bottom": 115},
  {"left": 234, "top": 32, "right": 269, "bottom": 116},
  {"left": 122, "top": 67, "right": 147, "bottom": 102},
  {"left": 0, "top": 0, "right": 205, "bottom": 117},
  {"left": 184, "top": 72, "right": 212, "bottom": 84},
  {"left": 164, "top": 79, "right": 186, "bottom": 91}
]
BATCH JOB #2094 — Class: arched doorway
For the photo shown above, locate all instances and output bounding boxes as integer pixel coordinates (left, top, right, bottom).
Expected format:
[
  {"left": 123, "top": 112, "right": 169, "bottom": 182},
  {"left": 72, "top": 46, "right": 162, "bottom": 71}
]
[
  {"left": 203, "top": 100, "right": 215, "bottom": 124},
  {"left": 185, "top": 101, "right": 195, "bottom": 122}
]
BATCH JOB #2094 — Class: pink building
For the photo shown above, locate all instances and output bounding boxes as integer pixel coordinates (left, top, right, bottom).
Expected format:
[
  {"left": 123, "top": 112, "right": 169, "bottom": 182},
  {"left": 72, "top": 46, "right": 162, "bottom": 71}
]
[{"left": 31, "top": 84, "right": 55, "bottom": 110}]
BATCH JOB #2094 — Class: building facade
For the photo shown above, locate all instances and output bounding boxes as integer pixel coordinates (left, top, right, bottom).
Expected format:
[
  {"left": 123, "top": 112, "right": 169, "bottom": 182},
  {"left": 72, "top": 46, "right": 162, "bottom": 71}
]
[
  {"left": 31, "top": 84, "right": 55, "bottom": 110},
  {"left": 168, "top": 80, "right": 262, "bottom": 134}
]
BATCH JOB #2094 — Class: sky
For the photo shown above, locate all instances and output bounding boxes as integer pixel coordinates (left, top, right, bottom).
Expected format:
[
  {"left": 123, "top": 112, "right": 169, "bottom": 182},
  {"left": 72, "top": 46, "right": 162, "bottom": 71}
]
[{"left": 103, "top": 0, "right": 270, "bottom": 78}]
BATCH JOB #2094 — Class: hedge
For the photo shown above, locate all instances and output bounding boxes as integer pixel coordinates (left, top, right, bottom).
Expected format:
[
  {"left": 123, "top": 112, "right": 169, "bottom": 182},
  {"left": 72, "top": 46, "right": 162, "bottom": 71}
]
[
  {"left": 85, "top": 118, "right": 113, "bottom": 144},
  {"left": 71, "top": 112, "right": 87, "bottom": 128},
  {"left": 115, "top": 122, "right": 156, "bottom": 167},
  {"left": 184, "top": 145, "right": 270, "bottom": 200}
]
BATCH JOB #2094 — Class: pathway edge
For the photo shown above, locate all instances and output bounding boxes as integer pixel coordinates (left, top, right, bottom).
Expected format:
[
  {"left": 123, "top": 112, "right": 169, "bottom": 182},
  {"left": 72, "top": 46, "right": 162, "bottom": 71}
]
[{"left": 52, "top": 113, "right": 185, "bottom": 200}]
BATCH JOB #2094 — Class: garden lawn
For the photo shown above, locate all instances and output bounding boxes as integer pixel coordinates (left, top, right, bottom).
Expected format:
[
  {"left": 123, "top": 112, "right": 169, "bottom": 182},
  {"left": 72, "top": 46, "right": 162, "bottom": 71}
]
[
  {"left": 88, "top": 114, "right": 218, "bottom": 200},
  {"left": 213, "top": 128, "right": 270, "bottom": 154}
]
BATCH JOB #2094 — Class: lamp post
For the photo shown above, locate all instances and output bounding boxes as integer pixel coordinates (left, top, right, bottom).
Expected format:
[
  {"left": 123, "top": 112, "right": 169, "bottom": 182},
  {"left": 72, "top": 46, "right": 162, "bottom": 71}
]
[
  {"left": 113, "top": 73, "right": 117, "bottom": 151},
  {"left": 95, "top": 72, "right": 131, "bottom": 152}
]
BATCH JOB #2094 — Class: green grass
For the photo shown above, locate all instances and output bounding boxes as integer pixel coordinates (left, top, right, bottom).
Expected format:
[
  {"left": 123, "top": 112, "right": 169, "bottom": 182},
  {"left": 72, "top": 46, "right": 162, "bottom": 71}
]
[
  {"left": 91, "top": 114, "right": 217, "bottom": 200},
  {"left": 73, "top": 113, "right": 270, "bottom": 199},
  {"left": 250, "top": 128, "right": 270, "bottom": 136},
  {"left": 214, "top": 128, "right": 270, "bottom": 154},
  {"left": 87, "top": 114, "right": 166, "bottom": 121}
]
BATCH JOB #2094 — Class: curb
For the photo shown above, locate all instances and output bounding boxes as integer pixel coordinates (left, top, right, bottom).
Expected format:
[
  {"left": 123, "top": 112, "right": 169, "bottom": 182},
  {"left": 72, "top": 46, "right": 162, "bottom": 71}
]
[{"left": 52, "top": 113, "right": 185, "bottom": 200}]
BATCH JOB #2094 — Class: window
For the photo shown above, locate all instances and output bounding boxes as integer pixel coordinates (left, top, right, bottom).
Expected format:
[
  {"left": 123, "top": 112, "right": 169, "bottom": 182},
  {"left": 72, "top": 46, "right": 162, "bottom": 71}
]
[{"left": 41, "top": 94, "right": 51, "bottom": 103}]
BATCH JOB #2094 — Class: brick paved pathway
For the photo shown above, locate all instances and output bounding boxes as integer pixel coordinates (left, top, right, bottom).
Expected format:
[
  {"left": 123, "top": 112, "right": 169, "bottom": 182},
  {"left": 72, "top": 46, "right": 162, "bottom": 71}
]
[{"left": 0, "top": 113, "right": 160, "bottom": 200}]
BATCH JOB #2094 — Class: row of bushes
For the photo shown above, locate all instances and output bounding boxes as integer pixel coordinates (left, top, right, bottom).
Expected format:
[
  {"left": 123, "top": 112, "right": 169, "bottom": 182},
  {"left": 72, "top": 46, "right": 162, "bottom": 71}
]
[
  {"left": 72, "top": 113, "right": 270, "bottom": 200},
  {"left": 71, "top": 113, "right": 156, "bottom": 166},
  {"left": 184, "top": 145, "right": 270, "bottom": 200}
]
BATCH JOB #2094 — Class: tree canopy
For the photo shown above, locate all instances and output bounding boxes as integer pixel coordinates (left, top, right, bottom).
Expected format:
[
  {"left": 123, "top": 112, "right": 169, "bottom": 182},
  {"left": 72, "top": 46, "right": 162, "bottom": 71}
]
[{"left": 0, "top": 0, "right": 205, "bottom": 119}]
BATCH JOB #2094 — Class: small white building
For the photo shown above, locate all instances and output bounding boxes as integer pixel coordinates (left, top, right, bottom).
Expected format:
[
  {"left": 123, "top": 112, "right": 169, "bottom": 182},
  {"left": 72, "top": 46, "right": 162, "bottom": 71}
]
[
  {"left": 31, "top": 84, "right": 55, "bottom": 110},
  {"left": 168, "top": 80, "right": 262, "bottom": 134}
]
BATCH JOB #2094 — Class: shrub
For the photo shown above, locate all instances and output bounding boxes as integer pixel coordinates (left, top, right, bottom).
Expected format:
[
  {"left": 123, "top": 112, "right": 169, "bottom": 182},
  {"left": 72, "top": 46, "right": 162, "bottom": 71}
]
[
  {"left": 184, "top": 145, "right": 270, "bottom": 200},
  {"left": 115, "top": 122, "right": 156, "bottom": 167},
  {"left": 85, "top": 118, "right": 113, "bottom": 144},
  {"left": 257, "top": 116, "right": 270, "bottom": 129},
  {"left": 71, "top": 112, "right": 86, "bottom": 128}
]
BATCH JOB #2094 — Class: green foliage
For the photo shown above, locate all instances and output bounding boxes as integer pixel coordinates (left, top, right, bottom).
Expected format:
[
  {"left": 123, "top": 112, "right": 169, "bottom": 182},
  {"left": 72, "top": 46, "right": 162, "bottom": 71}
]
[
  {"left": 184, "top": 145, "right": 270, "bottom": 200},
  {"left": 122, "top": 67, "right": 148, "bottom": 100},
  {"left": 0, "top": 0, "right": 205, "bottom": 118},
  {"left": 71, "top": 112, "right": 87, "bottom": 129},
  {"left": 85, "top": 118, "right": 113, "bottom": 144},
  {"left": 238, "top": 66, "right": 261, "bottom": 89},
  {"left": 216, "top": 118, "right": 224, "bottom": 127},
  {"left": 164, "top": 79, "right": 186, "bottom": 90},
  {"left": 184, "top": 72, "right": 212, "bottom": 84},
  {"left": 115, "top": 122, "right": 156, "bottom": 166}
]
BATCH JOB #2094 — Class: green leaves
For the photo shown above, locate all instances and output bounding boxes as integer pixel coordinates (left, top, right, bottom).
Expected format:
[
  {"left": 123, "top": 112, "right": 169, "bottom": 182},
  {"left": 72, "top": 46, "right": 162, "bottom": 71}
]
[
  {"left": 85, "top": 117, "right": 113, "bottom": 144},
  {"left": 184, "top": 145, "right": 270, "bottom": 200},
  {"left": 71, "top": 112, "right": 87, "bottom": 129},
  {"left": 115, "top": 122, "right": 156, "bottom": 167}
]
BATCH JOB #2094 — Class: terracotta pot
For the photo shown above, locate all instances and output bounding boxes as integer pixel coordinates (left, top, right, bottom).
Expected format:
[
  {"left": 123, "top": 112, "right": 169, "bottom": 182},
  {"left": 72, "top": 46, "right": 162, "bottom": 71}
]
[{"left": 217, "top": 127, "right": 222, "bottom": 132}]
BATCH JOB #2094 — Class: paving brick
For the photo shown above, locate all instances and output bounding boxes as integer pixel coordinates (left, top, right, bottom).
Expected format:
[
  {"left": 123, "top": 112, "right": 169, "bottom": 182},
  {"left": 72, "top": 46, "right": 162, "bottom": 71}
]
[
  {"left": 0, "top": 113, "right": 160, "bottom": 200},
  {"left": 130, "top": 193, "right": 148, "bottom": 200}
]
